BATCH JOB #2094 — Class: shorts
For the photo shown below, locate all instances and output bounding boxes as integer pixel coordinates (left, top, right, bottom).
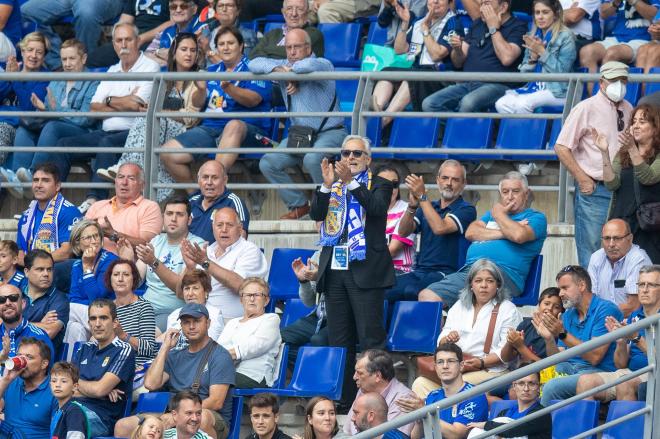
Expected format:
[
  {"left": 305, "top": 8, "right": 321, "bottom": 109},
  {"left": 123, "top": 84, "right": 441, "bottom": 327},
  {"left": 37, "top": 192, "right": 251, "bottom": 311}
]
[
  {"left": 595, "top": 368, "right": 648, "bottom": 402},
  {"left": 212, "top": 410, "right": 229, "bottom": 439},
  {"left": 174, "top": 123, "right": 266, "bottom": 159},
  {"left": 595, "top": 37, "right": 649, "bottom": 62}
]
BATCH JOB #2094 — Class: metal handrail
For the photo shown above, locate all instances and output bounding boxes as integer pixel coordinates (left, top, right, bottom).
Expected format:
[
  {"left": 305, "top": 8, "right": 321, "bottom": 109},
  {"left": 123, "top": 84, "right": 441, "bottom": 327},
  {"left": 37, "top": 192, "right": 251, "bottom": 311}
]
[{"left": 351, "top": 313, "right": 660, "bottom": 439}]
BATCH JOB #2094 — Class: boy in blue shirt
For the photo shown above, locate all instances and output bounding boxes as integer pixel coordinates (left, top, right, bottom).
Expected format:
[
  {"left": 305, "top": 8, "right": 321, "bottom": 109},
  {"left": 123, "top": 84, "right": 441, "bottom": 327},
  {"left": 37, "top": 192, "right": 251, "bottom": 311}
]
[
  {"left": 50, "top": 361, "right": 89, "bottom": 439},
  {"left": 0, "top": 240, "right": 26, "bottom": 289}
]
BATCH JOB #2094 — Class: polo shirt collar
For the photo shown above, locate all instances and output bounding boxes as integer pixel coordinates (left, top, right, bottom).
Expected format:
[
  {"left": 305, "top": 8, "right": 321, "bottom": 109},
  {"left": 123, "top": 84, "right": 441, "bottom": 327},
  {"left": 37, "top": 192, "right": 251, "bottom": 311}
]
[
  {"left": 437, "top": 196, "right": 465, "bottom": 213},
  {"left": 23, "top": 285, "right": 56, "bottom": 306},
  {"left": 111, "top": 195, "right": 143, "bottom": 210},
  {"left": 18, "top": 374, "right": 50, "bottom": 394},
  {"left": 95, "top": 336, "right": 121, "bottom": 353}
]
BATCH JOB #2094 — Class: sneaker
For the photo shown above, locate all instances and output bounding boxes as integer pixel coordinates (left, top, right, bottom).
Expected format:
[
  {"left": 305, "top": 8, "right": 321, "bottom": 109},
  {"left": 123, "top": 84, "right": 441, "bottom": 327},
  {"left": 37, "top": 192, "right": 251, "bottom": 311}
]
[
  {"left": 78, "top": 198, "right": 97, "bottom": 214},
  {"left": 0, "top": 168, "right": 24, "bottom": 199},
  {"left": 280, "top": 204, "right": 310, "bottom": 220},
  {"left": 13, "top": 214, "right": 21, "bottom": 221},
  {"left": 16, "top": 167, "right": 32, "bottom": 183},
  {"left": 97, "top": 164, "right": 119, "bottom": 182}
]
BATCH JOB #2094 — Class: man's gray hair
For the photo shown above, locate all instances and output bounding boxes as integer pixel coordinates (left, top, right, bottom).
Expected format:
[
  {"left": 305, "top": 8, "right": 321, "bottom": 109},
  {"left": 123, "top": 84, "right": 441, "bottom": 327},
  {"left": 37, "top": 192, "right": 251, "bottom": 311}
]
[
  {"left": 283, "top": 0, "right": 309, "bottom": 11},
  {"left": 341, "top": 135, "right": 371, "bottom": 154},
  {"left": 458, "top": 258, "right": 511, "bottom": 308},
  {"left": 499, "top": 171, "right": 529, "bottom": 192},
  {"left": 112, "top": 22, "right": 140, "bottom": 40},
  {"left": 438, "top": 159, "right": 467, "bottom": 181},
  {"left": 639, "top": 264, "right": 660, "bottom": 276},
  {"left": 118, "top": 162, "right": 145, "bottom": 182}
]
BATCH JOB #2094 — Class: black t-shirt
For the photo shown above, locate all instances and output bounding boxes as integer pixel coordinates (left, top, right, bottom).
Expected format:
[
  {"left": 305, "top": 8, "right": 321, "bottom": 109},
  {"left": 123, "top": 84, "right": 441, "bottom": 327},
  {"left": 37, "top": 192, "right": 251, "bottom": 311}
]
[
  {"left": 517, "top": 317, "right": 549, "bottom": 359},
  {"left": 123, "top": 0, "right": 170, "bottom": 33},
  {"left": 463, "top": 16, "right": 527, "bottom": 73},
  {"left": 52, "top": 401, "right": 89, "bottom": 439}
]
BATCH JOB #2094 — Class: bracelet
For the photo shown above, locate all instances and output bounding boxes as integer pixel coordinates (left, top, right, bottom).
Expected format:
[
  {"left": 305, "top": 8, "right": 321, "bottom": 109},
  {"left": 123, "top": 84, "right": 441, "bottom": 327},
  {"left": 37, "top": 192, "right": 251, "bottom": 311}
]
[
  {"left": 123, "top": 334, "right": 131, "bottom": 343},
  {"left": 407, "top": 206, "right": 418, "bottom": 214},
  {"left": 479, "top": 358, "right": 485, "bottom": 370}
]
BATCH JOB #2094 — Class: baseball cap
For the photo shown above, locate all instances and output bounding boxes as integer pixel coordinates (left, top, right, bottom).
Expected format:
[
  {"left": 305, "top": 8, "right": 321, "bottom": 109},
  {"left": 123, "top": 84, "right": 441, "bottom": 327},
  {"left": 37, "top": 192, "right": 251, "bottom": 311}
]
[
  {"left": 178, "top": 303, "right": 210, "bottom": 319},
  {"left": 600, "top": 61, "right": 629, "bottom": 80}
]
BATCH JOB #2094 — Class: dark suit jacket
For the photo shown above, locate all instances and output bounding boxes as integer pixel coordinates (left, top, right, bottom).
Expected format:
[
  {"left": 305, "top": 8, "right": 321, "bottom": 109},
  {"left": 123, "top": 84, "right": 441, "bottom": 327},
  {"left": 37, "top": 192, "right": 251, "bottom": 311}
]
[{"left": 310, "top": 175, "right": 396, "bottom": 292}]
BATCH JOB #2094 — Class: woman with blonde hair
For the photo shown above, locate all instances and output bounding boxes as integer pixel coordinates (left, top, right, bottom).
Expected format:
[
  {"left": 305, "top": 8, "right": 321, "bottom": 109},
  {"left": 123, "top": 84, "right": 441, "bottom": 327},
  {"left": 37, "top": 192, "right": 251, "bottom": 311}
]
[{"left": 130, "top": 415, "right": 164, "bottom": 439}]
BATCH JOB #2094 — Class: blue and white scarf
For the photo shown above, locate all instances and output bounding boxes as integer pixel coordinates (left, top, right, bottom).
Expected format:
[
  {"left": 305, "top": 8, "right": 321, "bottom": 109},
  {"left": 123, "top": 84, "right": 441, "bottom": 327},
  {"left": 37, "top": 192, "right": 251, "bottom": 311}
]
[
  {"left": 516, "top": 28, "right": 554, "bottom": 95},
  {"left": 318, "top": 170, "right": 372, "bottom": 261},
  {"left": 20, "top": 193, "right": 65, "bottom": 253}
]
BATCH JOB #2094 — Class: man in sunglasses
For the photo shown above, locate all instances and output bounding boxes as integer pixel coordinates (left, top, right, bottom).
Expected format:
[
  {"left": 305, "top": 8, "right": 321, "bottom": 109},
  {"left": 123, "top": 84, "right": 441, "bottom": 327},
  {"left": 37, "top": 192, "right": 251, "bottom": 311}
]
[
  {"left": 554, "top": 61, "right": 633, "bottom": 269},
  {"left": 309, "top": 134, "right": 394, "bottom": 406},
  {"left": 588, "top": 219, "right": 652, "bottom": 317},
  {"left": 0, "top": 283, "right": 54, "bottom": 364}
]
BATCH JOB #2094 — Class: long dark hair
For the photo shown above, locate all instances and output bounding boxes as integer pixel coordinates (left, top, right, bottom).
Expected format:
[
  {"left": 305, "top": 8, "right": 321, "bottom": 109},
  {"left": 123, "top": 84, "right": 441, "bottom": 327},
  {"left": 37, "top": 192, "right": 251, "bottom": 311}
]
[
  {"left": 166, "top": 32, "right": 200, "bottom": 94},
  {"left": 619, "top": 104, "right": 660, "bottom": 168},
  {"left": 303, "top": 397, "right": 339, "bottom": 439}
]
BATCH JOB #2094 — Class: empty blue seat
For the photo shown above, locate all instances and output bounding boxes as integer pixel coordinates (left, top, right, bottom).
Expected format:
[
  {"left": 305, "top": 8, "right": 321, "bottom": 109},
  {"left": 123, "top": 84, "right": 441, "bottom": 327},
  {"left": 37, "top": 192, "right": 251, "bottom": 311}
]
[
  {"left": 367, "top": 22, "right": 389, "bottom": 46},
  {"left": 593, "top": 67, "right": 643, "bottom": 105},
  {"left": 548, "top": 119, "right": 562, "bottom": 154},
  {"left": 268, "top": 248, "right": 316, "bottom": 309},
  {"left": 602, "top": 400, "right": 646, "bottom": 439},
  {"left": 488, "top": 400, "right": 518, "bottom": 420},
  {"left": 235, "top": 344, "right": 290, "bottom": 396},
  {"left": 389, "top": 117, "right": 441, "bottom": 160},
  {"left": 136, "top": 392, "right": 171, "bottom": 414},
  {"left": 550, "top": 399, "right": 599, "bottom": 439},
  {"left": 441, "top": 118, "right": 495, "bottom": 160},
  {"left": 645, "top": 67, "right": 660, "bottom": 96},
  {"left": 495, "top": 118, "right": 549, "bottom": 161},
  {"left": 280, "top": 299, "right": 316, "bottom": 328},
  {"left": 336, "top": 67, "right": 360, "bottom": 112},
  {"left": 318, "top": 23, "right": 363, "bottom": 67},
  {"left": 386, "top": 301, "right": 443, "bottom": 354},
  {"left": 263, "top": 21, "right": 282, "bottom": 34},
  {"left": 512, "top": 255, "right": 543, "bottom": 306}
]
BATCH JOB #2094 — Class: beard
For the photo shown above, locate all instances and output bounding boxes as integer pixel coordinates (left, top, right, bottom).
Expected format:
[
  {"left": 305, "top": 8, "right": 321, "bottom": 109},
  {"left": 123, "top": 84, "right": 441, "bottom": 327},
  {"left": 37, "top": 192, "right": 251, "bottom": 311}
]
[
  {"left": 0, "top": 310, "right": 20, "bottom": 324},
  {"left": 440, "top": 188, "right": 456, "bottom": 201}
]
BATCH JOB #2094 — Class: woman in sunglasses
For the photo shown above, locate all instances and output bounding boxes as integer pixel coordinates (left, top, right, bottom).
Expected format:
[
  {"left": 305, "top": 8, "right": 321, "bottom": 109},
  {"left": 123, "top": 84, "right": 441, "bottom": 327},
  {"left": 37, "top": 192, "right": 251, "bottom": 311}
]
[
  {"left": 217, "top": 277, "right": 281, "bottom": 389},
  {"left": 377, "top": 165, "right": 417, "bottom": 274},
  {"left": 597, "top": 103, "right": 660, "bottom": 263}
]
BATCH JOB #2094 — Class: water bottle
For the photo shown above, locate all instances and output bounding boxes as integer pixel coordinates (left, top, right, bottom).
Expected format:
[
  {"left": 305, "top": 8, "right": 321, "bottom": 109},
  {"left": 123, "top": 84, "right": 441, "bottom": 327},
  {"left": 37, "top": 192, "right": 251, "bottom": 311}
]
[{"left": 255, "top": 133, "right": 279, "bottom": 148}]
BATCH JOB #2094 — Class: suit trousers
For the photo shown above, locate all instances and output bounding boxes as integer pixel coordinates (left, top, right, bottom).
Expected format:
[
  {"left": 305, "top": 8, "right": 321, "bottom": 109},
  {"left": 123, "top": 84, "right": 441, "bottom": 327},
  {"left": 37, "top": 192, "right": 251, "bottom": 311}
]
[{"left": 325, "top": 267, "right": 386, "bottom": 403}]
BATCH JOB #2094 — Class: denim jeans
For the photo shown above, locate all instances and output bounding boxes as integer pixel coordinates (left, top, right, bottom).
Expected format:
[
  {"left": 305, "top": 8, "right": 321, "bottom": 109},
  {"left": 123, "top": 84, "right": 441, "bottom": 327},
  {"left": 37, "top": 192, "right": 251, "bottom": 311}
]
[
  {"left": 540, "top": 361, "right": 606, "bottom": 406},
  {"left": 422, "top": 81, "right": 510, "bottom": 113},
  {"left": 33, "top": 129, "right": 128, "bottom": 200},
  {"left": 259, "top": 127, "right": 347, "bottom": 208},
  {"left": 574, "top": 182, "right": 611, "bottom": 268},
  {"left": 21, "top": 0, "right": 124, "bottom": 69},
  {"left": 11, "top": 121, "right": 90, "bottom": 171}
]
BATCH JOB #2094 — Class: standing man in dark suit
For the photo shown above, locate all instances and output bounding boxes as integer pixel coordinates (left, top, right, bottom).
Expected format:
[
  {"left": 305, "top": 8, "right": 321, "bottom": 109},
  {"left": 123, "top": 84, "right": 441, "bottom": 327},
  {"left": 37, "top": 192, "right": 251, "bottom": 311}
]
[{"left": 310, "top": 134, "right": 395, "bottom": 407}]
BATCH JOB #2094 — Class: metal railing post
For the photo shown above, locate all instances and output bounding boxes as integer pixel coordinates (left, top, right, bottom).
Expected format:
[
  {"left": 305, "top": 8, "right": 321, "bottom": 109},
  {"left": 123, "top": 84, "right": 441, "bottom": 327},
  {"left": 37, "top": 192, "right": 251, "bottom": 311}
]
[
  {"left": 645, "top": 320, "right": 659, "bottom": 438},
  {"left": 352, "top": 72, "right": 366, "bottom": 135},
  {"left": 144, "top": 75, "right": 166, "bottom": 200},
  {"left": 421, "top": 410, "right": 443, "bottom": 439}
]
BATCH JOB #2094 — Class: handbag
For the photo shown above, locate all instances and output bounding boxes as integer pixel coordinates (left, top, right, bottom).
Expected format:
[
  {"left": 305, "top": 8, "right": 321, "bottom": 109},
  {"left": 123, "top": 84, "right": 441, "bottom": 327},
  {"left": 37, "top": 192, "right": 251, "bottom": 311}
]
[
  {"left": 361, "top": 43, "right": 414, "bottom": 72},
  {"left": 286, "top": 93, "right": 338, "bottom": 148},
  {"left": 633, "top": 178, "right": 660, "bottom": 231},
  {"left": 416, "top": 303, "right": 501, "bottom": 384}
]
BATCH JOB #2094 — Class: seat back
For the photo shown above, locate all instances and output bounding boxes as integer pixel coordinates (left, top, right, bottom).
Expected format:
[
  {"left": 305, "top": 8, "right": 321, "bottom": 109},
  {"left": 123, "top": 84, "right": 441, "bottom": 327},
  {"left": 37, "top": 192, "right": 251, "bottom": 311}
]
[
  {"left": 602, "top": 400, "right": 646, "bottom": 439},
  {"left": 263, "top": 21, "right": 283, "bottom": 34},
  {"left": 367, "top": 22, "right": 389, "bottom": 46},
  {"left": 318, "top": 23, "right": 363, "bottom": 67},
  {"left": 271, "top": 344, "right": 289, "bottom": 389},
  {"left": 288, "top": 346, "right": 347, "bottom": 399},
  {"left": 268, "top": 248, "right": 316, "bottom": 304},
  {"left": 646, "top": 67, "right": 660, "bottom": 96},
  {"left": 495, "top": 118, "right": 549, "bottom": 160},
  {"left": 335, "top": 67, "right": 360, "bottom": 112},
  {"left": 512, "top": 254, "right": 543, "bottom": 306},
  {"left": 227, "top": 395, "right": 244, "bottom": 439},
  {"left": 281, "top": 299, "right": 316, "bottom": 328},
  {"left": 488, "top": 400, "right": 518, "bottom": 420},
  {"left": 136, "top": 392, "right": 171, "bottom": 414},
  {"left": 386, "top": 301, "right": 443, "bottom": 354},
  {"left": 389, "top": 117, "right": 442, "bottom": 160},
  {"left": 550, "top": 399, "right": 599, "bottom": 439},
  {"left": 441, "top": 117, "right": 495, "bottom": 160}
]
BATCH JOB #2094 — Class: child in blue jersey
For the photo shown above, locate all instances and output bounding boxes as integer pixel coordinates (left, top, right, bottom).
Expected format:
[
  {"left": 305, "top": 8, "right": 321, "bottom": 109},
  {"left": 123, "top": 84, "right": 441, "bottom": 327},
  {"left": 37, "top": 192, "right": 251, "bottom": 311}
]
[
  {"left": 50, "top": 361, "right": 89, "bottom": 439},
  {"left": 0, "top": 240, "right": 26, "bottom": 290},
  {"left": 395, "top": 343, "right": 488, "bottom": 439}
]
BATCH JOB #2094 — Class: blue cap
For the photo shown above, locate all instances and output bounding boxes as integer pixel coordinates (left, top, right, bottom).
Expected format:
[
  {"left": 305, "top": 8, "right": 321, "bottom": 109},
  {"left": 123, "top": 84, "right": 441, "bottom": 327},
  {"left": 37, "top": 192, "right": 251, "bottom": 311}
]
[{"left": 178, "top": 303, "right": 210, "bottom": 319}]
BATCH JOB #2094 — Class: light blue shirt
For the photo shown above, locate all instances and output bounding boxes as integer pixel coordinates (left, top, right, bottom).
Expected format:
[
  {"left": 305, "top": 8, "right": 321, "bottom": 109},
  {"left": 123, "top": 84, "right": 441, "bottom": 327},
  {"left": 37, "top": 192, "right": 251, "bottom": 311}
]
[{"left": 588, "top": 244, "right": 652, "bottom": 306}]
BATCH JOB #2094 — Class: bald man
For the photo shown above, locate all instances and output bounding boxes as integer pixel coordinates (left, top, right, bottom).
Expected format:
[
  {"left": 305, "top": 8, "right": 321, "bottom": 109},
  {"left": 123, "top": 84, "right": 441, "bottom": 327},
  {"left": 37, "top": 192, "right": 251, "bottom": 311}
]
[
  {"left": 352, "top": 393, "right": 409, "bottom": 439},
  {"left": 181, "top": 207, "right": 268, "bottom": 322},
  {"left": 588, "top": 218, "right": 652, "bottom": 317}
]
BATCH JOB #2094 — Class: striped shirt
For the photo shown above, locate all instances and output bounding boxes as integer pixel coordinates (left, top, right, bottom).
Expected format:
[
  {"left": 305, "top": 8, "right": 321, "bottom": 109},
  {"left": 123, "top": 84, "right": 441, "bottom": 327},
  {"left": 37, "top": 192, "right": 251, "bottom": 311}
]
[
  {"left": 116, "top": 297, "right": 157, "bottom": 367},
  {"left": 164, "top": 428, "right": 212, "bottom": 438},
  {"left": 387, "top": 199, "right": 416, "bottom": 273}
]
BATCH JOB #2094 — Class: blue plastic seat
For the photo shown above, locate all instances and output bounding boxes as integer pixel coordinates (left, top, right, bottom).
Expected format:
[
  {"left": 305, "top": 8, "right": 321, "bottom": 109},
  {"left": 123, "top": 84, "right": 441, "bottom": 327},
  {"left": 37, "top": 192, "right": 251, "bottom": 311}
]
[
  {"left": 547, "top": 119, "right": 562, "bottom": 154},
  {"left": 227, "top": 395, "right": 244, "bottom": 439},
  {"left": 280, "top": 299, "right": 316, "bottom": 328},
  {"left": 58, "top": 342, "right": 69, "bottom": 361},
  {"left": 593, "top": 67, "right": 643, "bottom": 105},
  {"left": 386, "top": 301, "right": 443, "bottom": 354},
  {"left": 441, "top": 118, "right": 495, "bottom": 160},
  {"left": 267, "top": 248, "right": 316, "bottom": 308},
  {"left": 550, "top": 399, "right": 599, "bottom": 439},
  {"left": 318, "top": 23, "right": 363, "bottom": 67},
  {"left": 367, "top": 22, "right": 389, "bottom": 46},
  {"left": 645, "top": 67, "right": 660, "bottom": 96},
  {"left": 389, "top": 117, "right": 441, "bottom": 160},
  {"left": 263, "top": 21, "right": 282, "bottom": 34},
  {"left": 495, "top": 118, "right": 549, "bottom": 161},
  {"left": 335, "top": 67, "right": 360, "bottom": 112},
  {"left": 512, "top": 255, "right": 543, "bottom": 307},
  {"left": 136, "top": 392, "right": 171, "bottom": 414},
  {"left": 235, "top": 344, "right": 290, "bottom": 396},
  {"left": 602, "top": 400, "right": 646, "bottom": 439},
  {"left": 488, "top": 400, "right": 518, "bottom": 420}
]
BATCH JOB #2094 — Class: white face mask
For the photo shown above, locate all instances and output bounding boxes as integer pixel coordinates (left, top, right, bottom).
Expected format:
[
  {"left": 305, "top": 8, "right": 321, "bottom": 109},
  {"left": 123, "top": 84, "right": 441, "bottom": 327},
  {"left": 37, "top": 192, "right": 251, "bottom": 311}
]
[{"left": 605, "top": 80, "right": 626, "bottom": 103}]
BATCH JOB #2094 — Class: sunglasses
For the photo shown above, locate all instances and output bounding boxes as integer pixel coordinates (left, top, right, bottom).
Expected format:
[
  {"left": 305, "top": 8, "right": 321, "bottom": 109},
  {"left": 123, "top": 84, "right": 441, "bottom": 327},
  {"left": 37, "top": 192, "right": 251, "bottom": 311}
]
[
  {"left": 560, "top": 265, "right": 583, "bottom": 274},
  {"left": 169, "top": 2, "right": 191, "bottom": 10},
  {"left": 617, "top": 109, "right": 624, "bottom": 132},
  {"left": 477, "top": 31, "right": 492, "bottom": 49},
  {"left": 340, "top": 149, "right": 367, "bottom": 158},
  {"left": 0, "top": 294, "right": 21, "bottom": 304}
]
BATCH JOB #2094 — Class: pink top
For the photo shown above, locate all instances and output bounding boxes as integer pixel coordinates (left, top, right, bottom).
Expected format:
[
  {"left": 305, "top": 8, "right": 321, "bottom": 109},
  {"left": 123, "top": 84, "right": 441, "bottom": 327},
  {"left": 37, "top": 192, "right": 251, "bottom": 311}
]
[
  {"left": 556, "top": 91, "right": 633, "bottom": 181},
  {"left": 387, "top": 199, "right": 416, "bottom": 273},
  {"left": 86, "top": 195, "right": 163, "bottom": 254}
]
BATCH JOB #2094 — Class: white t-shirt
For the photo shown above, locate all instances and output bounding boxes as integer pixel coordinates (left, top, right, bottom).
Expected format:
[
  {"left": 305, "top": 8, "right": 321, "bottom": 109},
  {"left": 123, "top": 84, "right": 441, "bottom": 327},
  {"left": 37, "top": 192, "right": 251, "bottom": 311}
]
[
  {"left": 559, "top": 0, "right": 600, "bottom": 40},
  {"left": 91, "top": 52, "right": 160, "bottom": 131},
  {"left": 206, "top": 237, "right": 268, "bottom": 319}
]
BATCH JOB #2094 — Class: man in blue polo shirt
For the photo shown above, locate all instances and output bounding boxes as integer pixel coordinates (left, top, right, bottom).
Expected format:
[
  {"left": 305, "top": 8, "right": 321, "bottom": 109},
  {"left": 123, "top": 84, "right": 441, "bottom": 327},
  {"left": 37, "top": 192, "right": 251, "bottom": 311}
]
[
  {"left": 72, "top": 298, "right": 136, "bottom": 436},
  {"left": 21, "top": 249, "right": 69, "bottom": 357},
  {"left": 420, "top": 171, "right": 547, "bottom": 307},
  {"left": 16, "top": 163, "right": 82, "bottom": 266},
  {"left": 539, "top": 265, "right": 623, "bottom": 406},
  {"left": 0, "top": 337, "right": 57, "bottom": 439},
  {"left": 387, "top": 160, "right": 476, "bottom": 302},
  {"left": 188, "top": 160, "right": 250, "bottom": 243},
  {"left": 396, "top": 343, "right": 488, "bottom": 439},
  {"left": 0, "top": 284, "right": 54, "bottom": 364},
  {"left": 150, "top": 0, "right": 204, "bottom": 64},
  {"left": 0, "top": 240, "right": 27, "bottom": 289}
]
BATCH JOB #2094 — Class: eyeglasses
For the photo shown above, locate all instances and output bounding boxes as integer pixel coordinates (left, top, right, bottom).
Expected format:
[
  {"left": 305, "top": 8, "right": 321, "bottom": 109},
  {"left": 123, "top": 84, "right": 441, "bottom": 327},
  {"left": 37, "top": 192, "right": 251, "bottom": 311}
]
[
  {"left": 435, "top": 359, "right": 460, "bottom": 366},
  {"left": 81, "top": 233, "right": 101, "bottom": 242},
  {"left": 601, "top": 233, "right": 630, "bottom": 243},
  {"left": 285, "top": 43, "right": 310, "bottom": 51},
  {"left": 637, "top": 282, "right": 660, "bottom": 290},
  {"left": 340, "top": 149, "right": 367, "bottom": 158},
  {"left": 476, "top": 31, "right": 492, "bottom": 48},
  {"left": 0, "top": 294, "right": 21, "bottom": 304},
  {"left": 283, "top": 6, "right": 306, "bottom": 14},
  {"left": 240, "top": 292, "right": 268, "bottom": 300},
  {"left": 617, "top": 109, "right": 624, "bottom": 132},
  {"left": 216, "top": 2, "right": 236, "bottom": 9},
  {"left": 513, "top": 381, "right": 540, "bottom": 389},
  {"left": 391, "top": 180, "right": 400, "bottom": 189},
  {"left": 169, "top": 2, "right": 191, "bottom": 10}
]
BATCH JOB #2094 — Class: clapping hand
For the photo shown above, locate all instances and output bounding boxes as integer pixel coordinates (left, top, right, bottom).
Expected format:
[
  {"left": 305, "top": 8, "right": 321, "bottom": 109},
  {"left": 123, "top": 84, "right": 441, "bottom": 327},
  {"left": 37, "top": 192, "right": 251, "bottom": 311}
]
[
  {"left": 30, "top": 92, "right": 46, "bottom": 111},
  {"left": 532, "top": 311, "right": 555, "bottom": 340},
  {"left": 321, "top": 157, "right": 335, "bottom": 188},
  {"left": 405, "top": 174, "right": 426, "bottom": 200},
  {"left": 0, "top": 333, "right": 9, "bottom": 361},
  {"left": 292, "top": 257, "right": 319, "bottom": 282},
  {"left": 181, "top": 239, "right": 208, "bottom": 266},
  {"left": 117, "top": 237, "right": 135, "bottom": 261},
  {"left": 394, "top": 1, "right": 411, "bottom": 23},
  {"left": 395, "top": 394, "right": 424, "bottom": 412},
  {"left": 334, "top": 160, "right": 352, "bottom": 183},
  {"left": 506, "top": 328, "right": 525, "bottom": 349},
  {"left": 590, "top": 127, "right": 609, "bottom": 153},
  {"left": 135, "top": 243, "right": 157, "bottom": 266},
  {"left": 5, "top": 56, "right": 19, "bottom": 73},
  {"left": 523, "top": 34, "right": 546, "bottom": 57}
]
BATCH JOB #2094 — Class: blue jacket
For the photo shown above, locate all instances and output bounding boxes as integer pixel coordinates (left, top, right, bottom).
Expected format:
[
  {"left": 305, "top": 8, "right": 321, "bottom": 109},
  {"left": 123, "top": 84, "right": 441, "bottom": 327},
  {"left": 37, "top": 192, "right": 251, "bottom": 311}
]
[
  {"left": 0, "top": 67, "right": 49, "bottom": 126},
  {"left": 519, "top": 29, "right": 576, "bottom": 98},
  {"left": 45, "top": 71, "right": 99, "bottom": 128}
]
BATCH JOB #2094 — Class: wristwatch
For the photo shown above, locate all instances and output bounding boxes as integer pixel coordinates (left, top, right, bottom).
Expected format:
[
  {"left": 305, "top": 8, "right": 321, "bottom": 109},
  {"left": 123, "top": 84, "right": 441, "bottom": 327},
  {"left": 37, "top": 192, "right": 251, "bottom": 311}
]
[
  {"left": 488, "top": 26, "right": 499, "bottom": 36},
  {"left": 201, "top": 260, "right": 210, "bottom": 270},
  {"left": 105, "top": 96, "right": 113, "bottom": 107},
  {"left": 109, "top": 232, "right": 120, "bottom": 243},
  {"left": 631, "top": 335, "right": 642, "bottom": 344},
  {"left": 558, "top": 331, "right": 567, "bottom": 340},
  {"left": 419, "top": 194, "right": 428, "bottom": 202},
  {"left": 151, "top": 259, "right": 160, "bottom": 269},
  {"left": 422, "top": 29, "right": 430, "bottom": 37}
]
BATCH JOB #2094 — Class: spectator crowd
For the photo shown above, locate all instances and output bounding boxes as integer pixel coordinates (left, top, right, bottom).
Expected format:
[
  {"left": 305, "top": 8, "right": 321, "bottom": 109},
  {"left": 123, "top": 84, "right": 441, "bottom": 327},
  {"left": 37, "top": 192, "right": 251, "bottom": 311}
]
[{"left": 0, "top": 0, "right": 659, "bottom": 438}]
